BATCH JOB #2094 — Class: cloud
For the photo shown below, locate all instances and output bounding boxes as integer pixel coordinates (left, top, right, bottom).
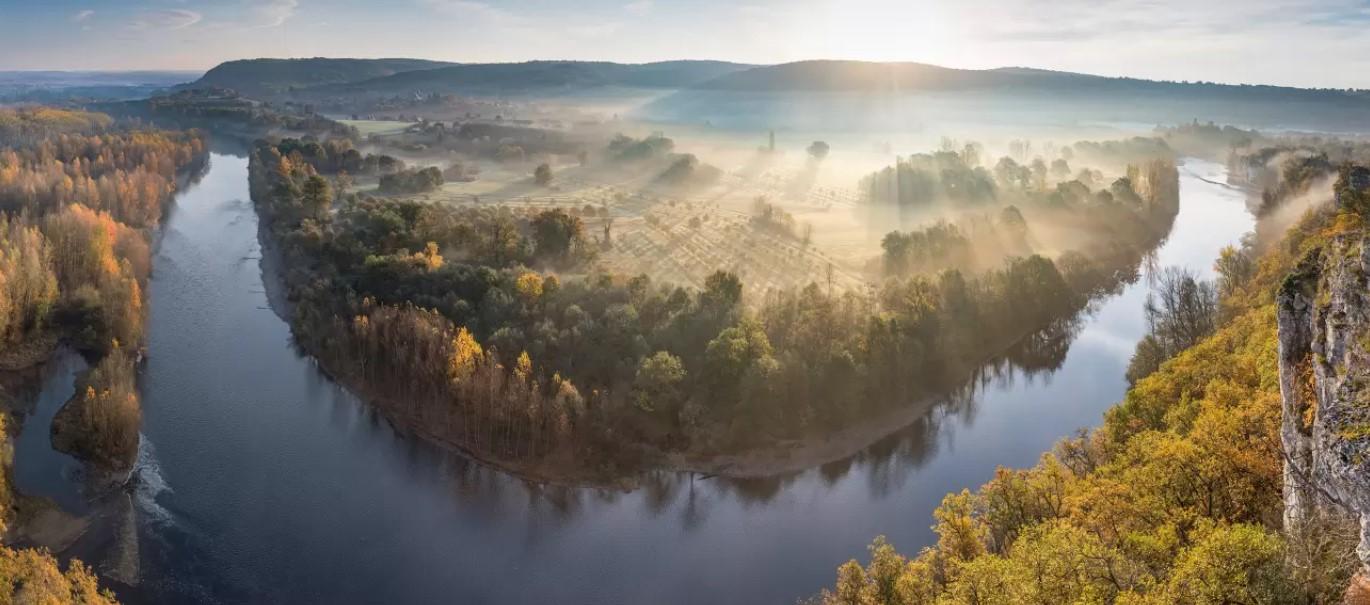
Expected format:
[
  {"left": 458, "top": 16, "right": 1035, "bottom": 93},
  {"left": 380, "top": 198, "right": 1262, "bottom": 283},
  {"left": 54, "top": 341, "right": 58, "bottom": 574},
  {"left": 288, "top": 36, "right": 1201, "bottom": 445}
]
[
  {"left": 962, "top": 0, "right": 1368, "bottom": 43},
  {"left": 71, "top": 9, "right": 94, "bottom": 23},
  {"left": 420, "top": 0, "right": 516, "bottom": 21},
  {"left": 569, "top": 22, "right": 624, "bottom": 37},
  {"left": 249, "top": 0, "right": 300, "bottom": 27},
  {"left": 624, "top": 0, "right": 653, "bottom": 16},
  {"left": 130, "top": 9, "right": 203, "bottom": 30}
]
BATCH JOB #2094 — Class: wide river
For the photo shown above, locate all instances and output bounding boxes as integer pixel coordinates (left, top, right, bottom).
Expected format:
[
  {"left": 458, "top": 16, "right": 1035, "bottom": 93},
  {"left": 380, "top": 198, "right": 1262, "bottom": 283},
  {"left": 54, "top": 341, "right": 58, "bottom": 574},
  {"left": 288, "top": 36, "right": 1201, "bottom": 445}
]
[{"left": 15, "top": 152, "right": 1253, "bottom": 604}]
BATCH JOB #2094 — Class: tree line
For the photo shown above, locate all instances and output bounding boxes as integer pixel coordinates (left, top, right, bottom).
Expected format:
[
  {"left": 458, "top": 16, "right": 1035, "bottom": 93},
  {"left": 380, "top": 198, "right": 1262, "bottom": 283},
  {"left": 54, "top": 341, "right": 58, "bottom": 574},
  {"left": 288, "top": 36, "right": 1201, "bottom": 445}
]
[
  {"left": 0, "top": 128, "right": 206, "bottom": 227},
  {"left": 877, "top": 159, "right": 1179, "bottom": 282},
  {"left": 102, "top": 87, "right": 358, "bottom": 143}
]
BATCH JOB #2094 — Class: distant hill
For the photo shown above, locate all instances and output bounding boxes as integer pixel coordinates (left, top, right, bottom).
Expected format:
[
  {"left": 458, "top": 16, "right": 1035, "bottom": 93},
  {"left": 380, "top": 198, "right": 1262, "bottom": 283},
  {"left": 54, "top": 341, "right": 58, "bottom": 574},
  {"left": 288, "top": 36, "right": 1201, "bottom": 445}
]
[
  {"left": 689, "top": 60, "right": 1366, "bottom": 100},
  {"left": 189, "top": 58, "right": 455, "bottom": 97},
  {"left": 645, "top": 60, "right": 1370, "bottom": 133},
  {"left": 182, "top": 57, "right": 1370, "bottom": 132},
  {"left": 0, "top": 70, "right": 196, "bottom": 102},
  {"left": 302, "top": 60, "right": 756, "bottom": 97},
  {"left": 690, "top": 61, "right": 1086, "bottom": 92}
]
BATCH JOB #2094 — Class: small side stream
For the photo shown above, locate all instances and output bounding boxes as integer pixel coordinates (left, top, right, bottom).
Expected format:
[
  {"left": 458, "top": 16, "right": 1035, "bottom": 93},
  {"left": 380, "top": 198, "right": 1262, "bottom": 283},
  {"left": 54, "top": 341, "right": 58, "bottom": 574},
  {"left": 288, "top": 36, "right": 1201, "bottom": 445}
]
[{"left": 12, "top": 353, "right": 89, "bottom": 514}]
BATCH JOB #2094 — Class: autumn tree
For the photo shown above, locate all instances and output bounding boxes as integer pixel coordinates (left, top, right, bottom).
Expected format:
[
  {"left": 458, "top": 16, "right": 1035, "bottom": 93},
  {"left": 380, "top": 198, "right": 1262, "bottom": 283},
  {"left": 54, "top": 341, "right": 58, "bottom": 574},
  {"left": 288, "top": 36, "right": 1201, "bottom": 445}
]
[
  {"left": 0, "top": 215, "right": 58, "bottom": 344},
  {"left": 51, "top": 344, "right": 141, "bottom": 470}
]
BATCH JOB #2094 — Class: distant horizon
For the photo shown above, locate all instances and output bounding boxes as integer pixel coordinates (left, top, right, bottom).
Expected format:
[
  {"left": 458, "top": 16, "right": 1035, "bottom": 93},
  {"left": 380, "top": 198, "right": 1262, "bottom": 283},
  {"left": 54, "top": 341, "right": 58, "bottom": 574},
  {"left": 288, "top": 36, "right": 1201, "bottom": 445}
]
[
  {"left": 4, "top": 0, "right": 1370, "bottom": 89},
  {"left": 5, "top": 56, "right": 1369, "bottom": 93}
]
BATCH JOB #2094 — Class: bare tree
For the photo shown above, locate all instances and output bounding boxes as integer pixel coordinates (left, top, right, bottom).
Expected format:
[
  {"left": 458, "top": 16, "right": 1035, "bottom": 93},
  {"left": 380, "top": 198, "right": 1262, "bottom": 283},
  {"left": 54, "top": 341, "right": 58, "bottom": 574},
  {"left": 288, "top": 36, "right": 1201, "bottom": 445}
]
[{"left": 1126, "top": 266, "right": 1217, "bottom": 384}]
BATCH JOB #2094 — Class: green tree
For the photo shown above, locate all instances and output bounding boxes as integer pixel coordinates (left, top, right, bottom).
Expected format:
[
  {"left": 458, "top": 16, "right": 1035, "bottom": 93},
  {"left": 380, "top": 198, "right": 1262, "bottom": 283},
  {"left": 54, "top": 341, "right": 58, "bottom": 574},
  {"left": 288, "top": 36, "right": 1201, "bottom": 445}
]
[
  {"left": 302, "top": 174, "right": 333, "bottom": 220},
  {"left": 632, "top": 351, "right": 686, "bottom": 413},
  {"left": 703, "top": 319, "right": 772, "bottom": 403},
  {"left": 530, "top": 209, "right": 585, "bottom": 264},
  {"left": 700, "top": 270, "right": 743, "bottom": 312}
]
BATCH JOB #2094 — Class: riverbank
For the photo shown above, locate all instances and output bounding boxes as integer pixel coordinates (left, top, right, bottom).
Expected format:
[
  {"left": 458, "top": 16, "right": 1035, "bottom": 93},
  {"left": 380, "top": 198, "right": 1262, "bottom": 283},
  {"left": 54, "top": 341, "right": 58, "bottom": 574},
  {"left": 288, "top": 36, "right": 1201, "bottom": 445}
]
[{"left": 10, "top": 494, "right": 89, "bottom": 552}]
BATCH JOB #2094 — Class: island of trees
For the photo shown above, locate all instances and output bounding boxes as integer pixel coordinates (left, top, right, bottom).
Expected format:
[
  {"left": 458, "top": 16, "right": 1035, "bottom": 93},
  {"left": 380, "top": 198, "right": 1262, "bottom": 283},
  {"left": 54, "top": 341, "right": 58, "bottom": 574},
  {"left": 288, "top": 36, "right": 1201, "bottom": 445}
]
[{"left": 248, "top": 131, "right": 1181, "bottom": 482}]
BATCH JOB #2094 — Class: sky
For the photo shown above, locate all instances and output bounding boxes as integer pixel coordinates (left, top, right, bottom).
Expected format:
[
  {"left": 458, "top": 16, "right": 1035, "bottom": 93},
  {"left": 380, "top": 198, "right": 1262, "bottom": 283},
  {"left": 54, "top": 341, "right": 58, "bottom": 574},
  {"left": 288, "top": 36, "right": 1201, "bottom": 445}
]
[{"left": 2, "top": 0, "right": 1370, "bottom": 89}]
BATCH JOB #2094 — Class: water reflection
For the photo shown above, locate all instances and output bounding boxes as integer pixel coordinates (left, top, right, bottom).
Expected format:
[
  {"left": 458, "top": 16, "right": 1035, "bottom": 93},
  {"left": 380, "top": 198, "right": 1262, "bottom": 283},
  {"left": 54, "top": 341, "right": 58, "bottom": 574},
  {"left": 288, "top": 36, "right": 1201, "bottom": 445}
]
[{"left": 9, "top": 352, "right": 91, "bottom": 514}]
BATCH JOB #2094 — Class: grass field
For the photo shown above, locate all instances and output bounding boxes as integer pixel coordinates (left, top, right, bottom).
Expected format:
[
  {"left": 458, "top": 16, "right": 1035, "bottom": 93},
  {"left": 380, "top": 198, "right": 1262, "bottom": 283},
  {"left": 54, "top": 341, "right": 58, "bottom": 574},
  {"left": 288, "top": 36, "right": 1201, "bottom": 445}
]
[{"left": 339, "top": 119, "right": 413, "bottom": 137}]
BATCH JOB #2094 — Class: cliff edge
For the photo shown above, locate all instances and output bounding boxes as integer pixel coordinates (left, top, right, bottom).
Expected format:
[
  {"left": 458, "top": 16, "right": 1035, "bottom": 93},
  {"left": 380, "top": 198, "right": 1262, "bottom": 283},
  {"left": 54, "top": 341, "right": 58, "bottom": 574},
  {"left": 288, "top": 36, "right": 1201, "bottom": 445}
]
[{"left": 1278, "top": 166, "right": 1370, "bottom": 591}]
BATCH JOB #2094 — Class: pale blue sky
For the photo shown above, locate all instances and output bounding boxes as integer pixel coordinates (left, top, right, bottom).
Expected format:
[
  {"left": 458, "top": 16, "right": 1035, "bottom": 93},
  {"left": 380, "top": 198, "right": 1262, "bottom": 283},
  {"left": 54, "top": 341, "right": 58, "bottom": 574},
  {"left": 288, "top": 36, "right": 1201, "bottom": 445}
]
[{"left": 2, "top": 0, "right": 1370, "bottom": 88}]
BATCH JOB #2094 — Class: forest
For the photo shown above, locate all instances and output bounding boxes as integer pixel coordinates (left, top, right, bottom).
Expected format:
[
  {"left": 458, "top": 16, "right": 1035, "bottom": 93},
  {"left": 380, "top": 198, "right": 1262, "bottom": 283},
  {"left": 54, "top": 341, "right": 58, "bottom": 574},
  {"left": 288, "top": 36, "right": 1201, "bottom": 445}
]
[
  {"left": 0, "top": 107, "right": 205, "bottom": 469},
  {"left": 249, "top": 133, "right": 1181, "bottom": 480},
  {"left": 812, "top": 153, "right": 1369, "bottom": 604}
]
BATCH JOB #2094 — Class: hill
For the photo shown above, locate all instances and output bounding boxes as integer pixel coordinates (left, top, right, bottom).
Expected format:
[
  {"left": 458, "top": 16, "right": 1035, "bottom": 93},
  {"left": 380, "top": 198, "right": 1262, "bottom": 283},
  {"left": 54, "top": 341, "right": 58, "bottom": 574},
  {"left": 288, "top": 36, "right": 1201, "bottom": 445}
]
[
  {"left": 691, "top": 60, "right": 1366, "bottom": 99},
  {"left": 644, "top": 60, "right": 1370, "bottom": 132},
  {"left": 189, "top": 57, "right": 455, "bottom": 97},
  {"left": 300, "top": 60, "right": 755, "bottom": 98},
  {"left": 690, "top": 60, "right": 1103, "bottom": 92}
]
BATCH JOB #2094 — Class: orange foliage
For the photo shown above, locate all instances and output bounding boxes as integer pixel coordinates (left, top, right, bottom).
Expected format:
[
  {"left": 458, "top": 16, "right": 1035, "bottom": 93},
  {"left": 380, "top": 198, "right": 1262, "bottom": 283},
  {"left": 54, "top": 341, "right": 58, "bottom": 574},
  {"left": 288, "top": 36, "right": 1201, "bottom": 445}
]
[{"left": 0, "top": 129, "right": 205, "bottom": 227}]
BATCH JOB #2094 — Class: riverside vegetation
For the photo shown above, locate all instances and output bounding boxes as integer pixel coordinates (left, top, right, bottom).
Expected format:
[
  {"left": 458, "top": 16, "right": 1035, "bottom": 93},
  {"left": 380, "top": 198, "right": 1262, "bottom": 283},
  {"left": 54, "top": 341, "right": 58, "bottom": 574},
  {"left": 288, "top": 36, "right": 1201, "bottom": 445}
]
[
  {"left": 0, "top": 107, "right": 206, "bottom": 603},
  {"left": 249, "top": 133, "right": 1180, "bottom": 482}
]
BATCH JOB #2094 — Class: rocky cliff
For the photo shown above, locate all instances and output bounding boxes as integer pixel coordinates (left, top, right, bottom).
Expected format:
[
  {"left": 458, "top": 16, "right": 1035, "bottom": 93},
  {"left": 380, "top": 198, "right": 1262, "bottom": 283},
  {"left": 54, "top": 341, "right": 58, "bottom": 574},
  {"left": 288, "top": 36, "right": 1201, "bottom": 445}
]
[{"left": 1278, "top": 166, "right": 1370, "bottom": 581}]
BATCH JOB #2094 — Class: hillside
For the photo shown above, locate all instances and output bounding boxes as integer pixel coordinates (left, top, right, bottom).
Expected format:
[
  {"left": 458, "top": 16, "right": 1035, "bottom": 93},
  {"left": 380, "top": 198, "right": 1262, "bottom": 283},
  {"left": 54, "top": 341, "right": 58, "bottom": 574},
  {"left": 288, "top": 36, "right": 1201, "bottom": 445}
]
[
  {"left": 689, "top": 60, "right": 1365, "bottom": 98},
  {"left": 814, "top": 161, "right": 1370, "bottom": 605},
  {"left": 189, "top": 57, "right": 455, "bottom": 97},
  {"left": 305, "top": 60, "right": 755, "bottom": 98},
  {"left": 691, "top": 60, "right": 1105, "bottom": 92},
  {"left": 190, "top": 57, "right": 1370, "bottom": 132}
]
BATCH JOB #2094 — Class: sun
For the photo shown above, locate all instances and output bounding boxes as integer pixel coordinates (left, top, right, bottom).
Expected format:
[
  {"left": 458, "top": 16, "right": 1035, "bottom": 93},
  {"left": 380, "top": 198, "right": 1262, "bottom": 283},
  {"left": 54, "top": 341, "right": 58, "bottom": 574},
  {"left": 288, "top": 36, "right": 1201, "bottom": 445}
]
[{"left": 773, "top": 0, "right": 969, "bottom": 65}]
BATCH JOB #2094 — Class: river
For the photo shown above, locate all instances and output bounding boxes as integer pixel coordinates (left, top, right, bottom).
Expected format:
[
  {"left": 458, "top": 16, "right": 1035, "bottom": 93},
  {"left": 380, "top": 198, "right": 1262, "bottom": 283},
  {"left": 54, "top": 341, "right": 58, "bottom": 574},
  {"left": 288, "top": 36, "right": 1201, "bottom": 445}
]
[{"left": 12, "top": 152, "right": 1254, "bottom": 604}]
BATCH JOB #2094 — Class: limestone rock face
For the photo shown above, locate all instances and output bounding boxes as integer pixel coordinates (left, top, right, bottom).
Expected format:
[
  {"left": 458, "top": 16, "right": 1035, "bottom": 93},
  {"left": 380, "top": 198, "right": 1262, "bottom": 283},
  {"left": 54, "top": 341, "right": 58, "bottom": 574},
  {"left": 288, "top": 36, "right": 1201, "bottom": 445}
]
[{"left": 1278, "top": 180, "right": 1370, "bottom": 571}]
